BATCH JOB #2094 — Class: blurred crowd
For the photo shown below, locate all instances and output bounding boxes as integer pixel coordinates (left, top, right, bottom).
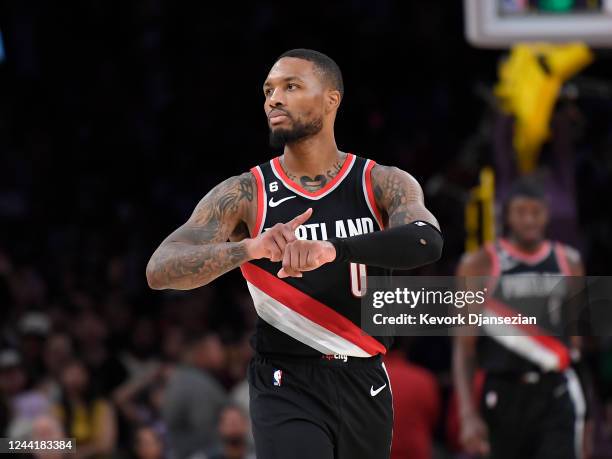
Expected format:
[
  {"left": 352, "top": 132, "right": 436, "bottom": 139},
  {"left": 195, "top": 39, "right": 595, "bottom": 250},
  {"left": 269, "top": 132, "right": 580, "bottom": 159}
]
[
  {"left": 2, "top": 1, "right": 612, "bottom": 458},
  {"left": 0, "top": 282, "right": 258, "bottom": 459}
]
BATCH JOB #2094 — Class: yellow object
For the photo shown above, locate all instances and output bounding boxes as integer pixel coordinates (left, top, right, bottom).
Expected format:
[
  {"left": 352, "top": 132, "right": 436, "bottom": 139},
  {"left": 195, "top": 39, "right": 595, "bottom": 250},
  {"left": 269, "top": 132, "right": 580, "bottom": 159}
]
[
  {"left": 54, "top": 399, "right": 107, "bottom": 444},
  {"left": 465, "top": 167, "right": 496, "bottom": 252},
  {"left": 495, "top": 43, "right": 593, "bottom": 173}
]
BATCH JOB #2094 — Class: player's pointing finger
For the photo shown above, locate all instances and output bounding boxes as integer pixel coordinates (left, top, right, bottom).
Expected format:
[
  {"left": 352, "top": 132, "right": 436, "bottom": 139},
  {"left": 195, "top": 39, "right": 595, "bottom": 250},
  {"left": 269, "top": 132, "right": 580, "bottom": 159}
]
[{"left": 288, "top": 207, "right": 313, "bottom": 230}]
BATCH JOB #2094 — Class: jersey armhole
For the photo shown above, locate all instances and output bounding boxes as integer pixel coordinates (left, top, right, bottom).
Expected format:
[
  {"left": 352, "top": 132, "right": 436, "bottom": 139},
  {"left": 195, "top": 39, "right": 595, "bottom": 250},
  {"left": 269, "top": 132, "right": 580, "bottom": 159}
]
[
  {"left": 484, "top": 242, "right": 501, "bottom": 276},
  {"left": 554, "top": 242, "right": 573, "bottom": 275},
  {"left": 250, "top": 166, "right": 267, "bottom": 237},
  {"left": 362, "top": 160, "right": 385, "bottom": 230}
]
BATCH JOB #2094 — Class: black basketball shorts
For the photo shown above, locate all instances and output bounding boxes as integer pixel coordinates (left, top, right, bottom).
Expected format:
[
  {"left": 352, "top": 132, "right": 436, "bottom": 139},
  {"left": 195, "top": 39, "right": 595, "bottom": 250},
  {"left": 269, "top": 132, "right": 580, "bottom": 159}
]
[
  {"left": 480, "top": 368, "right": 586, "bottom": 459},
  {"left": 248, "top": 353, "right": 393, "bottom": 459}
]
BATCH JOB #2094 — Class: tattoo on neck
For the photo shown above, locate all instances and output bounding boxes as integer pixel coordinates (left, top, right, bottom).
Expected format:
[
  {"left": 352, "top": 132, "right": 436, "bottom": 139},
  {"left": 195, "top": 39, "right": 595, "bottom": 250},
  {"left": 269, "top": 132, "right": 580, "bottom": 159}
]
[
  {"left": 282, "top": 153, "right": 346, "bottom": 192},
  {"left": 300, "top": 175, "right": 327, "bottom": 192}
]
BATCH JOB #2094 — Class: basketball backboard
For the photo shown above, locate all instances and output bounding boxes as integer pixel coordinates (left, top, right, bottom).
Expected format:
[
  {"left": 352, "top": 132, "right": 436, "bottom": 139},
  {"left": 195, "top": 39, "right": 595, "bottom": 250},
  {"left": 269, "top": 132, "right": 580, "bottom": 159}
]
[{"left": 465, "top": 0, "right": 612, "bottom": 48}]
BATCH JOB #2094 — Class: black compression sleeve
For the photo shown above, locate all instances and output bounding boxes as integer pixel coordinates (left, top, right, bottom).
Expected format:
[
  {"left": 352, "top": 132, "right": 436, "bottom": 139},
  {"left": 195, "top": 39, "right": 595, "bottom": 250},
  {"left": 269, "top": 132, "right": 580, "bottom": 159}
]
[{"left": 328, "top": 221, "right": 443, "bottom": 270}]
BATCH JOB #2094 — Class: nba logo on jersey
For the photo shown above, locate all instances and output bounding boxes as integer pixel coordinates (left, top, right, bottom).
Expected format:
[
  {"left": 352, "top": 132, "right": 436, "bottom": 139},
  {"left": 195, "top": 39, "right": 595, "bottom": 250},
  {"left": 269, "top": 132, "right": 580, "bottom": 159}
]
[{"left": 273, "top": 369, "right": 283, "bottom": 387}]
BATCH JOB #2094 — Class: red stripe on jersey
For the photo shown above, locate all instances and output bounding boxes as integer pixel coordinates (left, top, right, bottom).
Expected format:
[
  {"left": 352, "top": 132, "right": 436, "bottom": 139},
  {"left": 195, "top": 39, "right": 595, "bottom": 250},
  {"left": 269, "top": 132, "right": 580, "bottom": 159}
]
[
  {"left": 486, "top": 297, "right": 571, "bottom": 370},
  {"left": 530, "top": 335, "right": 571, "bottom": 370},
  {"left": 364, "top": 160, "right": 385, "bottom": 229},
  {"left": 554, "top": 243, "right": 573, "bottom": 275},
  {"left": 240, "top": 262, "right": 387, "bottom": 356},
  {"left": 271, "top": 153, "right": 356, "bottom": 197},
  {"left": 250, "top": 167, "right": 265, "bottom": 237}
]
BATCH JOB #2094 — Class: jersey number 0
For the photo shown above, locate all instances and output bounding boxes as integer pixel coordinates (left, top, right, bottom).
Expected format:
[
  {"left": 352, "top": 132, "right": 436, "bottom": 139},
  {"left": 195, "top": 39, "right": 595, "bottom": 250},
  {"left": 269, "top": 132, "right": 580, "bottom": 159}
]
[{"left": 350, "top": 263, "right": 367, "bottom": 297}]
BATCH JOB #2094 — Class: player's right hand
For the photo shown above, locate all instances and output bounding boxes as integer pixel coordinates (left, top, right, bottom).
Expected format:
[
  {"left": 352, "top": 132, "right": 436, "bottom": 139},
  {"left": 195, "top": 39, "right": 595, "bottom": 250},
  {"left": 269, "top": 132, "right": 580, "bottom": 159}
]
[
  {"left": 459, "top": 412, "right": 490, "bottom": 456},
  {"left": 244, "top": 208, "right": 313, "bottom": 265}
]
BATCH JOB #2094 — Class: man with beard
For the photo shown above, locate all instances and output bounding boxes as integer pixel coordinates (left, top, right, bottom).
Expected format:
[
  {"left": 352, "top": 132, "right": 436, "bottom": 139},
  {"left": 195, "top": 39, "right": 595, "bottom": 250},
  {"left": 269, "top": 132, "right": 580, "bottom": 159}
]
[{"left": 146, "top": 49, "right": 443, "bottom": 459}]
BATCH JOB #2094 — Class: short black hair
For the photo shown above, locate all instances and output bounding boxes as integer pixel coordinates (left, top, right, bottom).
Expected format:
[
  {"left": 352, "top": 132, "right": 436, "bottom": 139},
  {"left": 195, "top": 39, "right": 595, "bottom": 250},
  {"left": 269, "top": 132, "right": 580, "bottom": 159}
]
[
  {"left": 276, "top": 49, "right": 344, "bottom": 98},
  {"left": 504, "top": 176, "right": 546, "bottom": 205}
]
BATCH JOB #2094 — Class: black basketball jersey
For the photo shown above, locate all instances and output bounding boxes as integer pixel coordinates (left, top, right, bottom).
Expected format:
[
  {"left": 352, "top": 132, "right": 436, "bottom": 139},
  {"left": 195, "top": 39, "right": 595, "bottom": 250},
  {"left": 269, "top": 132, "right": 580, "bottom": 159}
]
[
  {"left": 239, "top": 153, "right": 393, "bottom": 358},
  {"left": 478, "top": 238, "right": 574, "bottom": 373}
]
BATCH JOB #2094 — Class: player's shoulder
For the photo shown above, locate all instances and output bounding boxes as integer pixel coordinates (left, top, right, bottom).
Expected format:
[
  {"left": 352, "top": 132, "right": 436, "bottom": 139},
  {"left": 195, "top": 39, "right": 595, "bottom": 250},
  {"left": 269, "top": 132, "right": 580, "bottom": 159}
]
[
  {"left": 369, "top": 162, "right": 422, "bottom": 196},
  {"left": 553, "top": 241, "right": 583, "bottom": 274},
  {"left": 213, "top": 171, "right": 256, "bottom": 195},
  {"left": 370, "top": 162, "right": 416, "bottom": 180},
  {"left": 555, "top": 241, "right": 582, "bottom": 264}
]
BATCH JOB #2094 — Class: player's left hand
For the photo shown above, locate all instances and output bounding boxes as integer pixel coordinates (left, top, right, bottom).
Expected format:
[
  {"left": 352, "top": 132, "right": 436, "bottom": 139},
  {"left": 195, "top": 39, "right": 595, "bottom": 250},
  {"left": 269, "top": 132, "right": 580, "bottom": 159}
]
[{"left": 277, "top": 240, "right": 336, "bottom": 278}]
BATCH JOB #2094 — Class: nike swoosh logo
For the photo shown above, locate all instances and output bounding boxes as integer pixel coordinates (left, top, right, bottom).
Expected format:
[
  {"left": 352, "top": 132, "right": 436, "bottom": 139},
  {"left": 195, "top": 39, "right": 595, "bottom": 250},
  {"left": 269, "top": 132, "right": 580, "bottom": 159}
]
[
  {"left": 370, "top": 383, "right": 387, "bottom": 396},
  {"left": 269, "top": 196, "right": 297, "bottom": 207}
]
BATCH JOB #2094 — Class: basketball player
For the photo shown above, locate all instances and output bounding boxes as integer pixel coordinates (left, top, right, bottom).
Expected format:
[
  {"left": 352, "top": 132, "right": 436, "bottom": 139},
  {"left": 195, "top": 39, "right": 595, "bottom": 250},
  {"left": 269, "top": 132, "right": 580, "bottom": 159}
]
[
  {"left": 146, "top": 49, "right": 443, "bottom": 459},
  {"left": 453, "top": 179, "right": 586, "bottom": 459}
]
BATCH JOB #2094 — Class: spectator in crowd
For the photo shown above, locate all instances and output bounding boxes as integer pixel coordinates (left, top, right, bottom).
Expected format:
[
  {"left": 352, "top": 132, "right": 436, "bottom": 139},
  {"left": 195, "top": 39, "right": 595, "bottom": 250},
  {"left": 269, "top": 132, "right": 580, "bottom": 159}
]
[
  {"left": 0, "top": 348, "right": 51, "bottom": 439},
  {"left": 18, "top": 312, "right": 51, "bottom": 385},
  {"left": 130, "top": 424, "right": 165, "bottom": 459},
  {"left": 227, "top": 336, "right": 255, "bottom": 451},
  {"left": 0, "top": 394, "right": 8, "bottom": 437},
  {"left": 203, "top": 405, "right": 255, "bottom": 459},
  {"left": 163, "top": 332, "right": 227, "bottom": 459},
  {"left": 120, "top": 316, "right": 161, "bottom": 380},
  {"left": 40, "top": 332, "right": 75, "bottom": 402},
  {"left": 53, "top": 359, "right": 117, "bottom": 459},
  {"left": 384, "top": 339, "right": 440, "bottom": 459},
  {"left": 71, "top": 310, "right": 128, "bottom": 395},
  {"left": 30, "top": 414, "right": 71, "bottom": 459},
  {"left": 113, "top": 362, "right": 172, "bottom": 442},
  {"left": 160, "top": 326, "right": 185, "bottom": 364}
]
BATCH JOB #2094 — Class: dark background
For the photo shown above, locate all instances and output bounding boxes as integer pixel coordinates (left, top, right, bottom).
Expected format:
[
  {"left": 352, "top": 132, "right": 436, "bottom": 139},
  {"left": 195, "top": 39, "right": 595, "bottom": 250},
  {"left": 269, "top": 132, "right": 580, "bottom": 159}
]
[{"left": 1, "top": 1, "right": 612, "bottom": 458}]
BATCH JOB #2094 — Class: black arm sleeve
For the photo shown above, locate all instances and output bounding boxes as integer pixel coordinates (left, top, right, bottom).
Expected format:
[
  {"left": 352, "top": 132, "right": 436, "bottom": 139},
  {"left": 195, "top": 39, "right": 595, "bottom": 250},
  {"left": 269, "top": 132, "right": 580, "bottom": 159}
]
[{"left": 328, "top": 221, "right": 443, "bottom": 270}]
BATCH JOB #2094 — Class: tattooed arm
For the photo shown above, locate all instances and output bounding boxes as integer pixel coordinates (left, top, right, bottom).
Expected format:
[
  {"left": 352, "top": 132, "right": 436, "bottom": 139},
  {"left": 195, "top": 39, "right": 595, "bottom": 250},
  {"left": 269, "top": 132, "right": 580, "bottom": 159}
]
[
  {"left": 146, "top": 173, "right": 255, "bottom": 290},
  {"left": 147, "top": 171, "right": 316, "bottom": 288},
  {"left": 371, "top": 164, "right": 440, "bottom": 230}
]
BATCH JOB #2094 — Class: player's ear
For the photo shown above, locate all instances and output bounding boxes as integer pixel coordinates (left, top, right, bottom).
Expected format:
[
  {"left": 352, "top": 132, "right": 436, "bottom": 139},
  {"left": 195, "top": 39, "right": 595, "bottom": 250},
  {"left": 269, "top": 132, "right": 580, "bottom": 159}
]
[{"left": 325, "top": 89, "right": 341, "bottom": 113}]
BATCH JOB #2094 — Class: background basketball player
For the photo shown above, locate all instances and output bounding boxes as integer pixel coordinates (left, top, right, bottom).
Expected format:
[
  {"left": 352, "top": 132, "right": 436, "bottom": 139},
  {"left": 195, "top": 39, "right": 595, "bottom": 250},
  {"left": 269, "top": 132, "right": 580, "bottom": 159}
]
[{"left": 453, "top": 179, "right": 587, "bottom": 459}]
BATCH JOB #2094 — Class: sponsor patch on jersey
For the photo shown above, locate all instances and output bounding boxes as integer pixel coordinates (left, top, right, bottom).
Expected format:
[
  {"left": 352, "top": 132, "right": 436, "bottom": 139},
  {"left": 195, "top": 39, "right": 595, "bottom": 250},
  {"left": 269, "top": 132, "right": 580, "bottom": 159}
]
[{"left": 321, "top": 353, "right": 348, "bottom": 362}]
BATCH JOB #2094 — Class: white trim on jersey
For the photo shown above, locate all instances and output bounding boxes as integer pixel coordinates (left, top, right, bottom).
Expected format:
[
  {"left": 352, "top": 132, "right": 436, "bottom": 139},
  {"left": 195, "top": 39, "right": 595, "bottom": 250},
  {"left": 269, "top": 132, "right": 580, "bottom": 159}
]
[
  {"left": 381, "top": 361, "right": 394, "bottom": 456},
  {"left": 362, "top": 159, "right": 383, "bottom": 230},
  {"left": 269, "top": 154, "right": 357, "bottom": 200},
  {"left": 253, "top": 165, "right": 267, "bottom": 236},
  {"left": 565, "top": 367, "right": 586, "bottom": 459},
  {"left": 381, "top": 361, "right": 393, "bottom": 397},
  {"left": 245, "top": 280, "right": 374, "bottom": 357}
]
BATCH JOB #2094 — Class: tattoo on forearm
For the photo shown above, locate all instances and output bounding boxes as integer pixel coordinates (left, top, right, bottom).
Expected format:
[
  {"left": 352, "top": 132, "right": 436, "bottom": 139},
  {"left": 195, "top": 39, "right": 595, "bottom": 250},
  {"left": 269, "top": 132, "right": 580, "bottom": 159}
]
[
  {"left": 149, "top": 241, "right": 248, "bottom": 289},
  {"left": 147, "top": 173, "right": 254, "bottom": 289}
]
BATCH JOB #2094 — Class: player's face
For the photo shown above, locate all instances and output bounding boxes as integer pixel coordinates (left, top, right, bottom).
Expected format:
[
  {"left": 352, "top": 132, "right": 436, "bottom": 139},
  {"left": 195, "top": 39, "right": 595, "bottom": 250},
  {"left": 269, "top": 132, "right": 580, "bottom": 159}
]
[
  {"left": 263, "top": 57, "right": 327, "bottom": 148},
  {"left": 506, "top": 197, "right": 549, "bottom": 246}
]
